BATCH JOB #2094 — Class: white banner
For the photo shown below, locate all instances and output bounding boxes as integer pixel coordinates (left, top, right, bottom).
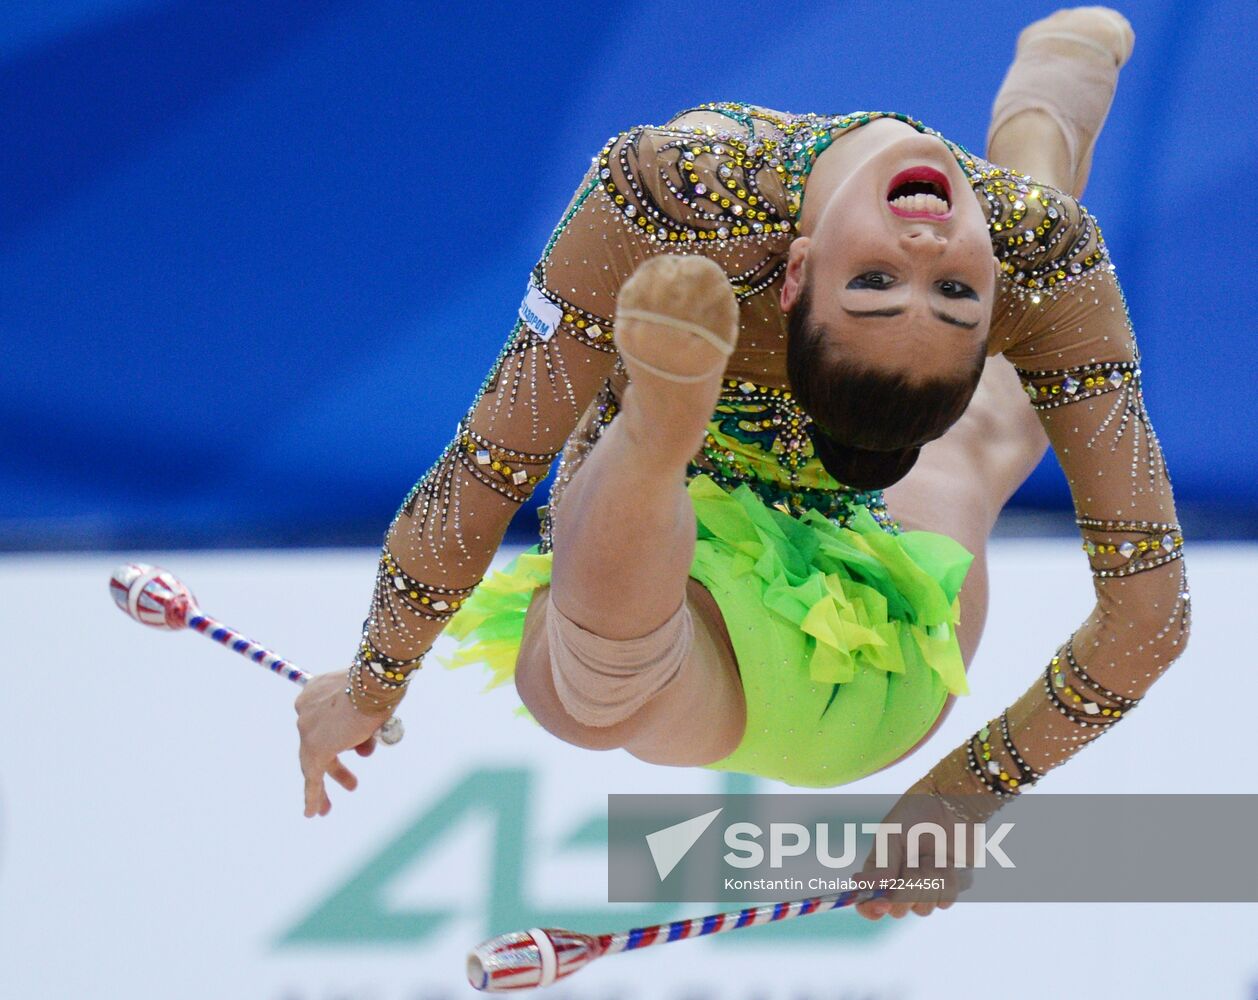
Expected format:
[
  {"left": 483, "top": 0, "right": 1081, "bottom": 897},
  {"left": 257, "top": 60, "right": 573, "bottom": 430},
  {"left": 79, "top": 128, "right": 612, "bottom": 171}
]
[{"left": 1, "top": 544, "right": 1255, "bottom": 998}]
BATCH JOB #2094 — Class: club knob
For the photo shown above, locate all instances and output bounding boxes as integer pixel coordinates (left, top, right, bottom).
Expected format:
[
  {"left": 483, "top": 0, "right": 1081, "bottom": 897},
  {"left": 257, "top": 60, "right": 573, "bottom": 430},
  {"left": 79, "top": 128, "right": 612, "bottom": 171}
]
[
  {"left": 110, "top": 563, "right": 196, "bottom": 630},
  {"left": 467, "top": 927, "right": 601, "bottom": 991},
  {"left": 378, "top": 715, "right": 404, "bottom": 745}
]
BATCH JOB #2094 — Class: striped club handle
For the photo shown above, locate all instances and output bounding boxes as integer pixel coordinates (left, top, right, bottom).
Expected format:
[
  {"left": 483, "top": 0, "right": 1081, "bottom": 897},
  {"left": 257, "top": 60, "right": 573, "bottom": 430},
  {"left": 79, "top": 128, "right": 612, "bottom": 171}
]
[
  {"left": 600, "top": 887, "right": 880, "bottom": 954},
  {"left": 188, "top": 612, "right": 311, "bottom": 685}
]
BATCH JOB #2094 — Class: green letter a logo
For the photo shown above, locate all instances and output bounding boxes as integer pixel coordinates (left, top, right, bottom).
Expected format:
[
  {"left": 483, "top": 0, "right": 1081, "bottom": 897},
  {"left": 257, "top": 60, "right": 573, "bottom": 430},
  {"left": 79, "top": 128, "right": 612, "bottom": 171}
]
[{"left": 279, "top": 767, "right": 672, "bottom": 947}]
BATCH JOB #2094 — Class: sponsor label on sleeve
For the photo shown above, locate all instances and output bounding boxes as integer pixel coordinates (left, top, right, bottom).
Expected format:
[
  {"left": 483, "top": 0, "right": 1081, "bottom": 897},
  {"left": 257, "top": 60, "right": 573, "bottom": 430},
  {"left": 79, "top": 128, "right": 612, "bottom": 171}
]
[{"left": 519, "top": 282, "right": 563, "bottom": 341}]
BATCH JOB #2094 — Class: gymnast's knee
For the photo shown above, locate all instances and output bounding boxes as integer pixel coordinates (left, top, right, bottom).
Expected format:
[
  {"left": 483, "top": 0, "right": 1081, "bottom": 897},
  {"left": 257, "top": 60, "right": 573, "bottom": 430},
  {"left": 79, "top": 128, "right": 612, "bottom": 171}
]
[{"left": 513, "top": 590, "right": 694, "bottom": 751}]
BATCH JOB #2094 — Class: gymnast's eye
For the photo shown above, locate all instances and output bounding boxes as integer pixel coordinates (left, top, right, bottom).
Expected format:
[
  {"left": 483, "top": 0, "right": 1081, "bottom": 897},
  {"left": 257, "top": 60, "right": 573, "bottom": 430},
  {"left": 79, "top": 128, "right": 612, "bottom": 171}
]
[
  {"left": 937, "top": 279, "right": 978, "bottom": 300},
  {"left": 848, "top": 272, "right": 895, "bottom": 289}
]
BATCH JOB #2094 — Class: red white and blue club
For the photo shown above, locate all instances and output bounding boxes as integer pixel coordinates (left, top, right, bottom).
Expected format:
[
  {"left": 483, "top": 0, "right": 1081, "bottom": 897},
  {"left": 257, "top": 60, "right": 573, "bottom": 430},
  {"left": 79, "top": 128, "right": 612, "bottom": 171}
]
[
  {"left": 109, "top": 562, "right": 403, "bottom": 744},
  {"left": 467, "top": 885, "right": 887, "bottom": 992}
]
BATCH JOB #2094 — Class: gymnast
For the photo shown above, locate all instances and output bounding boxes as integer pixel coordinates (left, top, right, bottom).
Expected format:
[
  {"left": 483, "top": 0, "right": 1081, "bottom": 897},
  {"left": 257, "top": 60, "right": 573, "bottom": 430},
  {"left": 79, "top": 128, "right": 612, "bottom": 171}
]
[{"left": 295, "top": 7, "right": 1189, "bottom": 919}]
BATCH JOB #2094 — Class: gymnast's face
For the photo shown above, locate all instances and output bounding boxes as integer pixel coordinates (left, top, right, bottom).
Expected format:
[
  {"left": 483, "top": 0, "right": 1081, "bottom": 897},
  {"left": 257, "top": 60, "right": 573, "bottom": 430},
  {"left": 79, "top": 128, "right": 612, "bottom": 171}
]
[{"left": 780, "top": 128, "right": 998, "bottom": 382}]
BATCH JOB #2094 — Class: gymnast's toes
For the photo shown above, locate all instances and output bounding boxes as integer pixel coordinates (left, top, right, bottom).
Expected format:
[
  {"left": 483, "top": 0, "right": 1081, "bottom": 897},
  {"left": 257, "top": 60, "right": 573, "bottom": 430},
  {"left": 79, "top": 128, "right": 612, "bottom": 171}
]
[
  {"left": 1024, "top": 7, "right": 1135, "bottom": 67},
  {"left": 613, "top": 255, "right": 739, "bottom": 384}
]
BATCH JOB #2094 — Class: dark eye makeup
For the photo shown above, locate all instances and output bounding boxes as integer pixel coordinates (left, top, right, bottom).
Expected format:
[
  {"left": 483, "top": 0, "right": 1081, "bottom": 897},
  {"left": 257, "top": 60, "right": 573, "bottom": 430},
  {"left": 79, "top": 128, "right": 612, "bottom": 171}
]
[
  {"left": 847, "top": 272, "right": 978, "bottom": 300},
  {"left": 937, "top": 279, "right": 978, "bottom": 300},
  {"left": 847, "top": 272, "right": 894, "bottom": 289}
]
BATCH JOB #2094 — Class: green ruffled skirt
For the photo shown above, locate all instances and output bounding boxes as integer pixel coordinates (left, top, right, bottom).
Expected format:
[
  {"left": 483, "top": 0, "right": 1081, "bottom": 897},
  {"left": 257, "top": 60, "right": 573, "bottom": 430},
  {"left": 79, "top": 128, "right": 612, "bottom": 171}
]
[{"left": 442, "top": 473, "right": 973, "bottom": 787}]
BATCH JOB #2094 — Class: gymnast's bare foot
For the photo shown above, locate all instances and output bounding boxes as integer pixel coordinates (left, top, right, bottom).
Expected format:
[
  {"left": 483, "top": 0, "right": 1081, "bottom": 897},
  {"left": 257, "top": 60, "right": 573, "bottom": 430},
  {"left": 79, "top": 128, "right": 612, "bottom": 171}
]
[{"left": 612, "top": 254, "right": 739, "bottom": 470}]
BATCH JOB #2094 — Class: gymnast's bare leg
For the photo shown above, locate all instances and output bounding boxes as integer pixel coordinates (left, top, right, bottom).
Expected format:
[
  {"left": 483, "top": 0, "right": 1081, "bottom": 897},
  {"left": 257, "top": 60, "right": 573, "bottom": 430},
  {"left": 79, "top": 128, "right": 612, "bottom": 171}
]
[{"left": 514, "top": 255, "right": 748, "bottom": 766}]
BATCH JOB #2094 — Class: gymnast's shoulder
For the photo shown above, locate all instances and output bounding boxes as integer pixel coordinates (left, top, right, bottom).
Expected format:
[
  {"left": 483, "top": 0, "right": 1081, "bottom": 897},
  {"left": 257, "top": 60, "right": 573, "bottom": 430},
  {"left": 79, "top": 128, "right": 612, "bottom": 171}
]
[{"left": 592, "top": 103, "right": 799, "bottom": 243}]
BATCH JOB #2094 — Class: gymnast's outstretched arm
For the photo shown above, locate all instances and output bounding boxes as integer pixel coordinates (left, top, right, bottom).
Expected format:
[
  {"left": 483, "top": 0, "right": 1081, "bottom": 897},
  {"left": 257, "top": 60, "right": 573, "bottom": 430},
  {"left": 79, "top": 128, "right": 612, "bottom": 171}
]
[
  {"left": 886, "top": 186, "right": 1188, "bottom": 884},
  {"left": 861, "top": 197, "right": 1188, "bottom": 916}
]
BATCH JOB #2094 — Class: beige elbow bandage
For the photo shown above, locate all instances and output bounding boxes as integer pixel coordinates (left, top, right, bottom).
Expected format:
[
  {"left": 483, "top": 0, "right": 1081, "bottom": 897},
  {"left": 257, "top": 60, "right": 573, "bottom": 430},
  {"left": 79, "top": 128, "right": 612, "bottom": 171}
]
[{"left": 546, "top": 594, "right": 693, "bottom": 728}]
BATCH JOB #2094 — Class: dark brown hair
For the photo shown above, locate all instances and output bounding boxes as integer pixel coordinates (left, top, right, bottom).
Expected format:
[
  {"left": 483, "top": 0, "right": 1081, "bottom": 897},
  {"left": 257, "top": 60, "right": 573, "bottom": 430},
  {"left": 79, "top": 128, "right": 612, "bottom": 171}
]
[{"left": 786, "top": 284, "right": 986, "bottom": 490}]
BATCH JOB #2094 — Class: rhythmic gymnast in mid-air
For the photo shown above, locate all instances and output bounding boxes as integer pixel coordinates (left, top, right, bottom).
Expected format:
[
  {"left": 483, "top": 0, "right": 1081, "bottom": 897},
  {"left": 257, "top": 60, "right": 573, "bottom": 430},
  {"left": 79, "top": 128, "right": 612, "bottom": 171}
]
[{"left": 296, "top": 7, "right": 1189, "bottom": 920}]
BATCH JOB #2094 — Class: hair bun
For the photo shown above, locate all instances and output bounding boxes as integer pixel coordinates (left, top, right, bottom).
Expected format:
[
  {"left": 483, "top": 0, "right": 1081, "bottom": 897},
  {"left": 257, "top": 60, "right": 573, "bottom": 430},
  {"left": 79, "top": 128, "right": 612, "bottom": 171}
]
[{"left": 809, "top": 429, "right": 922, "bottom": 490}]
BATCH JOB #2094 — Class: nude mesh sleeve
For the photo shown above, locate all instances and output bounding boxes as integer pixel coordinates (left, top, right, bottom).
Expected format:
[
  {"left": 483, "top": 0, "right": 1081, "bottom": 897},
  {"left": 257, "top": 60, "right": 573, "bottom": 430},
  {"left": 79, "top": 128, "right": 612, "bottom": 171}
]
[{"left": 928, "top": 183, "right": 1190, "bottom": 808}]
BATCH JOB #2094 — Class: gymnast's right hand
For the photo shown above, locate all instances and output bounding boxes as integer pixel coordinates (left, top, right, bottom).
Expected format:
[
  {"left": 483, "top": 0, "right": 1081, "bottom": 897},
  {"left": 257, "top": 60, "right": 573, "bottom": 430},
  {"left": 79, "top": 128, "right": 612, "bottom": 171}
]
[{"left": 294, "top": 670, "right": 389, "bottom": 817}]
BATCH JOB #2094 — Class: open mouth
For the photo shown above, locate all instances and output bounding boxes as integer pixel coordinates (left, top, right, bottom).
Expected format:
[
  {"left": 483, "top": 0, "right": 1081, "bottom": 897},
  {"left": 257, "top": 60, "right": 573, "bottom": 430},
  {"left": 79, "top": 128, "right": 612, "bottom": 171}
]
[{"left": 886, "top": 166, "right": 952, "bottom": 219}]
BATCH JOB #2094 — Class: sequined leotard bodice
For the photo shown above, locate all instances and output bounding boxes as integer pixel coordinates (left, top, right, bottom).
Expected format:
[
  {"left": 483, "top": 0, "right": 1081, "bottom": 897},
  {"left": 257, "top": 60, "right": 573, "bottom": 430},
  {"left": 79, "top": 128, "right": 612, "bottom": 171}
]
[{"left": 358, "top": 103, "right": 1188, "bottom": 799}]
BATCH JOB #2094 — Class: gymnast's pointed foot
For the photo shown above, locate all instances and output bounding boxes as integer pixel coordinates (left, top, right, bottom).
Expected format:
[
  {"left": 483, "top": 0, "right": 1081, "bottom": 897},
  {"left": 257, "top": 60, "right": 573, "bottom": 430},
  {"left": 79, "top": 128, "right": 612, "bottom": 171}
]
[
  {"left": 612, "top": 254, "right": 739, "bottom": 469},
  {"left": 987, "top": 6, "right": 1135, "bottom": 197}
]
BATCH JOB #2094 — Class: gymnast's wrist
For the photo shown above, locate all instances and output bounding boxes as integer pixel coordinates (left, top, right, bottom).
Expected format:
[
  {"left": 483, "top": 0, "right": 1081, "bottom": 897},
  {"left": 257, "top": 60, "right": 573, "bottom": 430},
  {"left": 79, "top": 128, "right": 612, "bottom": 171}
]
[
  {"left": 921, "top": 747, "right": 1007, "bottom": 824},
  {"left": 345, "top": 638, "right": 425, "bottom": 715},
  {"left": 346, "top": 659, "right": 409, "bottom": 715}
]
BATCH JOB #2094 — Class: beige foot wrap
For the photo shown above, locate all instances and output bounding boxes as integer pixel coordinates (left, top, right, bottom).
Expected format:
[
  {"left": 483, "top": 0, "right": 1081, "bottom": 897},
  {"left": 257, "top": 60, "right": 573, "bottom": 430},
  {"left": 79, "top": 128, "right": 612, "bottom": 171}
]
[
  {"left": 610, "top": 255, "right": 741, "bottom": 468},
  {"left": 614, "top": 308, "right": 736, "bottom": 383},
  {"left": 613, "top": 255, "right": 740, "bottom": 383},
  {"left": 546, "top": 594, "right": 694, "bottom": 728},
  {"left": 987, "top": 7, "right": 1135, "bottom": 196}
]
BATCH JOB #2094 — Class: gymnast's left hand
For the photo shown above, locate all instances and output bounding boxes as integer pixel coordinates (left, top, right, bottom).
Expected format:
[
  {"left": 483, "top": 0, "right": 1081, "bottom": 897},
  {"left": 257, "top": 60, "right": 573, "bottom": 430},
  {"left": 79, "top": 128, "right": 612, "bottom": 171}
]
[
  {"left": 294, "top": 669, "right": 387, "bottom": 818},
  {"left": 853, "top": 778, "right": 972, "bottom": 920}
]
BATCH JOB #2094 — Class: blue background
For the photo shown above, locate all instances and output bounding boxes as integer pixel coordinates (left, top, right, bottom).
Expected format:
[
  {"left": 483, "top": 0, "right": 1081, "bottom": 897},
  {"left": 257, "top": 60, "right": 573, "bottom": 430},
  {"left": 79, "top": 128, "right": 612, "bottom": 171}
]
[{"left": 2, "top": 0, "right": 1254, "bottom": 548}]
